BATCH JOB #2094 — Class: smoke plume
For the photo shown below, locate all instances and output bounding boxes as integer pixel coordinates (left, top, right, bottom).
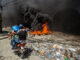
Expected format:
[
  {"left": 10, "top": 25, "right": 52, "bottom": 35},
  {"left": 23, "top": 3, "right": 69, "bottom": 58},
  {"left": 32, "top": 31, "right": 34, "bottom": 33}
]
[{"left": 1, "top": 0, "right": 80, "bottom": 34}]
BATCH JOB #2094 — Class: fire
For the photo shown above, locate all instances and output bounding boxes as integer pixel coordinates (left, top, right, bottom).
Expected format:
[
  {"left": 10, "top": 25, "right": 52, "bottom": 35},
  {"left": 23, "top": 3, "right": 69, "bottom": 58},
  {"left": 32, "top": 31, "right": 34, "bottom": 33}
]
[{"left": 30, "top": 22, "right": 52, "bottom": 35}]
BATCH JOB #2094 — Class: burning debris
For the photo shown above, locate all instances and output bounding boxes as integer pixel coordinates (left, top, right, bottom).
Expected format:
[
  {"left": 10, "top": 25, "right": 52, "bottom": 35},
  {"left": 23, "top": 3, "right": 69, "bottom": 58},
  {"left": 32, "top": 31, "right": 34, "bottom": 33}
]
[
  {"left": 30, "top": 22, "right": 52, "bottom": 35},
  {"left": 23, "top": 7, "right": 52, "bottom": 30},
  {"left": 0, "top": 0, "right": 80, "bottom": 60}
]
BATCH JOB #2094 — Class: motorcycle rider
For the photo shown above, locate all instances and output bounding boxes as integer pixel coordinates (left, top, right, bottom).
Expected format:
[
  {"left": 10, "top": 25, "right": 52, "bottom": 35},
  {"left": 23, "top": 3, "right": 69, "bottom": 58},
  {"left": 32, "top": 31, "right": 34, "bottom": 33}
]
[
  {"left": 17, "top": 24, "right": 28, "bottom": 52},
  {"left": 11, "top": 24, "right": 29, "bottom": 56},
  {"left": 17, "top": 24, "right": 27, "bottom": 43}
]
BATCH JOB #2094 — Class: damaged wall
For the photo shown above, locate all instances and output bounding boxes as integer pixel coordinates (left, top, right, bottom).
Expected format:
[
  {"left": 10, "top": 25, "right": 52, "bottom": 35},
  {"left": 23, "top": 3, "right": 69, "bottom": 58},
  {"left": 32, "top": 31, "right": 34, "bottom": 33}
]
[{"left": 1, "top": 0, "right": 80, "bottom": 34}]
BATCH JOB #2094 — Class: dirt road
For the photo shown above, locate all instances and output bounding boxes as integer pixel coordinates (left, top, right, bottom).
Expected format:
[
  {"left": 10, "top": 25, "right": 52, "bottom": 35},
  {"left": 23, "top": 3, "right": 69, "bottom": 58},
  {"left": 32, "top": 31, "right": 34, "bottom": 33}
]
[{"left": 0, "top": 34, "right": 48, "bottom": 60}]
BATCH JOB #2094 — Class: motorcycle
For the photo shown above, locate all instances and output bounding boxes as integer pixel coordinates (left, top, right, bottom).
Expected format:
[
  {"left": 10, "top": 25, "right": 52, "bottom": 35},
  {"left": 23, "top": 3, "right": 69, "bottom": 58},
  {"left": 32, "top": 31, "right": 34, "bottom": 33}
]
[
  {"left": 14, "top": 40, "right": 27, "bottom": 58},
  {"left": 8, "top": 32, "right": 27, "bottom": 58}
]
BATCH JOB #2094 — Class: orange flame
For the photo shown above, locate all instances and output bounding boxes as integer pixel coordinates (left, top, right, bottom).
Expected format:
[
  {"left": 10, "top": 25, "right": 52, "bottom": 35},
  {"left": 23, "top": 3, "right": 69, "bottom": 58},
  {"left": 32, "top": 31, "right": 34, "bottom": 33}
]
[{"left": 30, "top": 22, "right": 52, "bottom": 35}]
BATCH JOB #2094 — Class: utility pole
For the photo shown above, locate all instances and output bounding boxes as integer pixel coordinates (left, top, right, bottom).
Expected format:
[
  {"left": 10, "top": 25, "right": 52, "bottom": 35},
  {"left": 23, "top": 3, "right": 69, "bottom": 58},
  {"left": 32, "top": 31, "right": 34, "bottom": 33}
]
[{"left": 0, "top": 0, "right": 2, "bottom": 33}]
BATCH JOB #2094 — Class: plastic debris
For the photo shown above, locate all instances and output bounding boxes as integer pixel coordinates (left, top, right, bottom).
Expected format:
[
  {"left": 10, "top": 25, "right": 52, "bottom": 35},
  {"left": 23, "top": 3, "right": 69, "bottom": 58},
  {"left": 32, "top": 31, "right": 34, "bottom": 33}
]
[
  {"left": 53, "top": 44, "right": 57, "bottom": 49},
  {"left": 26, "top": 42, "right": 80, "bottom": 60}
]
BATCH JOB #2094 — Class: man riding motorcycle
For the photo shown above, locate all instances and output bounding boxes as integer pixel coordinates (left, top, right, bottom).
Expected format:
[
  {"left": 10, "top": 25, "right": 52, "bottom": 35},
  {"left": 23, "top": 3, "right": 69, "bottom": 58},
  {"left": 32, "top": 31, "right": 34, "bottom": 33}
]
[
  {"left": 17, "top": 24, "right": 27, "bottom": 51},
  {"left": 11, "top": 24, "right": 29, "bottom": 57},
  {"left": 18, "top": 24, "right": 27, "bottom": 42}
]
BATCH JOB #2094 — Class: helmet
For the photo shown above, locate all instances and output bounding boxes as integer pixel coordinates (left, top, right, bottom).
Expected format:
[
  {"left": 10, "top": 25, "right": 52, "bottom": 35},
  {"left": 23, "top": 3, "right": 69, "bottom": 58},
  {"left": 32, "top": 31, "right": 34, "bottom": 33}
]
[
  {"left": 19, "top": 24, "right": 23, "bottom": 28},
  {"left": 11, "top": 25, "right": 20, "bottom": 32}
]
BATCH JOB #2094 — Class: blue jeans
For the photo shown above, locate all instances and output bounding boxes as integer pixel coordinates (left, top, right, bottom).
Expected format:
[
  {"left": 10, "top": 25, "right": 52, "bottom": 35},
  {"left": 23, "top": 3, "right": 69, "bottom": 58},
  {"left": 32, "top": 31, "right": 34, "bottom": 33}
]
[{"left": 11, "top": 38, "right": 19, "bottom": 48}]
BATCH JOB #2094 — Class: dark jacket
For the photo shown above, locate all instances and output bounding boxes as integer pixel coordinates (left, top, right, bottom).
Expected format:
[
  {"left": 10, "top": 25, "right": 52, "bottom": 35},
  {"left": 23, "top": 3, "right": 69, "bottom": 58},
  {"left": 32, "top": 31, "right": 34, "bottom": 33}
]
[{"left": 17, "top": 29, "right": 27, "bottom": 40}]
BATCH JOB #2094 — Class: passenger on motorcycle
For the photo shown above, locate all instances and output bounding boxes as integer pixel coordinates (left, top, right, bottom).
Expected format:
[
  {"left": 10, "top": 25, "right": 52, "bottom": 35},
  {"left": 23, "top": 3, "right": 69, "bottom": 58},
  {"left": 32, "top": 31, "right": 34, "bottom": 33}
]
[{"left": 11, "top": 25, "right": 20, "bottom": 49}]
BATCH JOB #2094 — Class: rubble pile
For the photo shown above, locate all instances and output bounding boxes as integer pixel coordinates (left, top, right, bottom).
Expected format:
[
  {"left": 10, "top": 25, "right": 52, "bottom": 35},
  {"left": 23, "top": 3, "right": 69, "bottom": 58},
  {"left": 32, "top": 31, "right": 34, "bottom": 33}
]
[
  {"left": 28, "top": 35, "right": 52, "bottom": 41},
  {"left": 27, "top": 42, "right": 80, "bottom": 60},
  {"left": 28, "top": 32, "right": 80, "bottom": 47}
]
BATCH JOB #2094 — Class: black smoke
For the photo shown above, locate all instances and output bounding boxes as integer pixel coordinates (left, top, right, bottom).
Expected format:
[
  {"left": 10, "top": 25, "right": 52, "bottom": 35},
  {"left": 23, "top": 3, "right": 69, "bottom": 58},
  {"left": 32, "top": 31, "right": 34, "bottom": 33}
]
[
  {"left": 53, "top": 9, "right": 80, "bottom": 35},
  {"left": 1, "top": 0, "right": 80, "bottom": 34}
]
